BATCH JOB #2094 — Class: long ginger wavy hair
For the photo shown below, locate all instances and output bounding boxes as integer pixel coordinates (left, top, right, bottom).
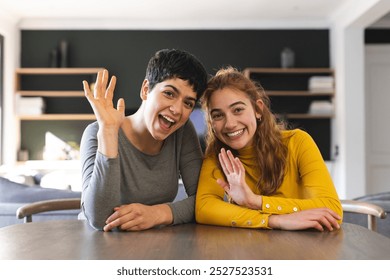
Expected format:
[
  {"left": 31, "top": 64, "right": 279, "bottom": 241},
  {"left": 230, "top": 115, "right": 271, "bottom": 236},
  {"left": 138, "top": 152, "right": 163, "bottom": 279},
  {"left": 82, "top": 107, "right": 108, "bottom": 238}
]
[{"left": 201, "top": 67, "right": 288, "bottom": 195}]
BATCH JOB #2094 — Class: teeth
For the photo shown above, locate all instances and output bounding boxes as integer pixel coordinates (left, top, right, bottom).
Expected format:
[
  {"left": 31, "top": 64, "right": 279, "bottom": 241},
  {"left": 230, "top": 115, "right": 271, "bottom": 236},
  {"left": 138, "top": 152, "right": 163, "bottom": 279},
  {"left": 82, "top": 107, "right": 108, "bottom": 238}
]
[
  {"left": 227, "top": 129, "right": 244, "bottom": 137},
  {"left": 162, "top": 115, "right": 175, "bottom": 124}
]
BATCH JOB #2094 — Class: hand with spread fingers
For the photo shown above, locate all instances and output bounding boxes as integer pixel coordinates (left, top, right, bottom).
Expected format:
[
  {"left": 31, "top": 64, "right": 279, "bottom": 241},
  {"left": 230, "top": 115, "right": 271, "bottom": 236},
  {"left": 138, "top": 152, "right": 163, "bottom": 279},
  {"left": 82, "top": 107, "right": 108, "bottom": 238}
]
[
  {"left": 83, "top": 69, "right": 126, "bottom": 158},
  {"left": 217, "top": 148, "right": 262, "bottom": 210},
  {"left": 83, "top": 69, "right": 125, "bottom": 131}
]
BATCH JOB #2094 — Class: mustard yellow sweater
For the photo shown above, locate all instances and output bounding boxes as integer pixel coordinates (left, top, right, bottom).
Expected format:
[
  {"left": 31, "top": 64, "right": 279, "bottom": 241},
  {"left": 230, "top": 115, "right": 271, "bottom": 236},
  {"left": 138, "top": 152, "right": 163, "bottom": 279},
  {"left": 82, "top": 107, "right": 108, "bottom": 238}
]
[{"left": 195, "top": 129, "right": 342, "bottom": 229}]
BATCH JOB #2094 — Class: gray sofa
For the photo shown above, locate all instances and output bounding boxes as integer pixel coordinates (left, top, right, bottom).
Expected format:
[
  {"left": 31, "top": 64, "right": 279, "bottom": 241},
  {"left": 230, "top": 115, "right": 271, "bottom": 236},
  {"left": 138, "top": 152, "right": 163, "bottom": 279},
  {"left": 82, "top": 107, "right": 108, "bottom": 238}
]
[
  {"left": 3, "top": 174, "right": 388, "bottom": 238},
  {"left": 0, "top": 177, "right": 81, "bottom": 228}
]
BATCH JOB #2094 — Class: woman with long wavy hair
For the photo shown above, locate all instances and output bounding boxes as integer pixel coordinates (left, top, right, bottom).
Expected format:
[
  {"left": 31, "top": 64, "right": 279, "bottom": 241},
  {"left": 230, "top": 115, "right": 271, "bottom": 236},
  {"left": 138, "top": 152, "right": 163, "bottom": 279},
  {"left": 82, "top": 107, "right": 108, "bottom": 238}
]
[{"left": 195, "top": 67, "right": 342, "bottom": 231}]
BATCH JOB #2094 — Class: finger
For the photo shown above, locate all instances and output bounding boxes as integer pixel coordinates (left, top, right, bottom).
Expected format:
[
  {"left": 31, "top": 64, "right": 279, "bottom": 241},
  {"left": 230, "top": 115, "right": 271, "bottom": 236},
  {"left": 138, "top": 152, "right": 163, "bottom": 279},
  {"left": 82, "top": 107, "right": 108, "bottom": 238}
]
[
  {"left": 225, "top": 150, "right": 236, "bottom": 173},
  {"left": 311, "top": 221, "right": 325, "bottom": 232},
  {"left": 327, "top": 209, "right": 342, "bottom": 221},
  {"left": 220, "top": 148, "right": 233, "bottom": 173},
  {"left": 105, "top": 211, "right": 119, "bottom": 224},
  {"left": 120, "top": 218, "right": 145, "bottom": 231},
  {"left": 117, "top": 98, "right": 126, "bottom": 114},
  {"left": 104, "top": 215, "right": 123, "bottom": 231},
  {"left": 322, "top": 211, "right": 341, "bottom": 230},
  {"left": 101, "top": 69, "right": 109, "bottom": 91},
  {"left": 103, "top": 223, "right": 115, "bottom": 232},
  {"left": 83, "top": 80, "right": 93, "bottom": 101},
  {"left": 105, "top": 75, "right": 117, "bottom": 105},
  {"left": 236, "top": 157, "right": 246, "bottom": 174},
  {"left": 314, "top": 208, "right": 341, "bottom": 230},
  {"left": 230, "top": 153, "right": 244, "bottom": 176},
  {"left": 105, "top": 205, "right": 127, "bottom": 223},
  {"left": 83, "top": 80, "right": 91, "bottom": 94},
  {"left": 218, "top": 152, "right": 229, "bottom": 175},
  {"left": 94, "top": 71, "right": 103, "bottom": 99},
  {"left": 317, "top": 216, "right": 334, "bottom": 231},
  {"left": 105, "top": 210, "right": 138, "bottom": 232}
]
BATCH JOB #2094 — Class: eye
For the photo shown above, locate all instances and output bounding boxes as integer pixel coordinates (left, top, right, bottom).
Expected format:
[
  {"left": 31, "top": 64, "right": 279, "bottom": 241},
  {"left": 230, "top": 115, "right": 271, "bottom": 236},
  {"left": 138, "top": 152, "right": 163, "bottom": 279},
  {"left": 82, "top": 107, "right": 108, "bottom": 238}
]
[
  {"left": 184, "top": 100, "right": 195, "bottom": 109},
  {"left": 211, "top": 112, "right": 223, "bottom": 120},
  {"left": 233, "top": 107, "right": 245, "bottom": 114},
  {"left": 163, "top": 90, "right": 174, "bottom": 98}
]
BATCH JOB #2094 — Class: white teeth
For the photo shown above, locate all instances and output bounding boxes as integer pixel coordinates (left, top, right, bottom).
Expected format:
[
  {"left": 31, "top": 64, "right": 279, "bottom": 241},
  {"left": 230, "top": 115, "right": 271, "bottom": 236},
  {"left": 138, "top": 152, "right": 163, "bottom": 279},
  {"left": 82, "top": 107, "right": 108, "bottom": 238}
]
[
  {"left": 162, "top": 115, "right": 175, "bottom": 124},
  {"left": 227, "top": 129, "right": 244, "bottom": 137}
]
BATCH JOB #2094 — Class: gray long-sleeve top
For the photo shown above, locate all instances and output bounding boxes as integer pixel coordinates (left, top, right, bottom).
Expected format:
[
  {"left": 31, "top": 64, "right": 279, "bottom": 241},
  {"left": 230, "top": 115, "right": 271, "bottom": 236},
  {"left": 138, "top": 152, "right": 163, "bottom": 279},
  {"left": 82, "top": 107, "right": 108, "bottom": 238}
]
[{"left": 80, "top": 120, "right": 202, "bottom": 230}]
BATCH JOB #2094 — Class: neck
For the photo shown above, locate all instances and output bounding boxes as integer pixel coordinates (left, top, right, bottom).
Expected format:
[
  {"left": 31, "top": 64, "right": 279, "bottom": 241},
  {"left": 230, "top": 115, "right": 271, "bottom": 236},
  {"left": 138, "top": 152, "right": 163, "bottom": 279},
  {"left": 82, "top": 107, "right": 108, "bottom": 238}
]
[{"left": 123, "top": 109, "right": 164, "bottom": 155}]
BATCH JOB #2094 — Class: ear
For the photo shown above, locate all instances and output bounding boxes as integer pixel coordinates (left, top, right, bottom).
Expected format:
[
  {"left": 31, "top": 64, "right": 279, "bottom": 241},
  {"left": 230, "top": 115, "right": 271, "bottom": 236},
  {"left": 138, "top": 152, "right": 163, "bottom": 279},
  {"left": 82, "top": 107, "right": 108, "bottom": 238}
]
[
  {"left": 255, "top": 99, "right": 264, "bottom": 119},
  {"left": 140, "top": 79, "right": 149, "bottom": 101}
]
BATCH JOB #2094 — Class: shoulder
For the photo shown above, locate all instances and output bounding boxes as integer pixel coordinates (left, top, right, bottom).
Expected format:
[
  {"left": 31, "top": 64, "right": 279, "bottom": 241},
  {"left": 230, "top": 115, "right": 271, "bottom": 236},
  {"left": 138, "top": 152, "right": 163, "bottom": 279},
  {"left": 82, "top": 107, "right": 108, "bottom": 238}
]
[
  {"left": 183, "top": 120, "right": 197, "bottom": 133},
  {"left": 202, "top": 153, "right": 218, "bottom": 167},
  {"left": 282, "top": 129, "right": 315, "bottom": 148},
  {"left": 282, "top": 129, "right": 312, "bottom": 140},
  {"left": 175, "top": 120, "right": 197, "bottom": 139}
]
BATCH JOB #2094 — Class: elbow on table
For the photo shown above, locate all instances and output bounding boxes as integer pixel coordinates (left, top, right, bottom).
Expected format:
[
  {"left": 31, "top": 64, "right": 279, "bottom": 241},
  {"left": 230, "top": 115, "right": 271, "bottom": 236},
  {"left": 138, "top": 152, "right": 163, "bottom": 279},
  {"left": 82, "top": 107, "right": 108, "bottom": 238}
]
[
  {"left": 81, "top": 205, "right": 107, "bottom": 231},
  {"left": 330, "top": 198, "right": 344, "bottom": 224},
  {"left": 195, "top": 203, "right": 208, "bottom": 224},
  {"left": 87, "top": 219, "right": 106, "bottom": 231},
  {"left": 195, "top": 202, "right": 218, "bottom": 226}
]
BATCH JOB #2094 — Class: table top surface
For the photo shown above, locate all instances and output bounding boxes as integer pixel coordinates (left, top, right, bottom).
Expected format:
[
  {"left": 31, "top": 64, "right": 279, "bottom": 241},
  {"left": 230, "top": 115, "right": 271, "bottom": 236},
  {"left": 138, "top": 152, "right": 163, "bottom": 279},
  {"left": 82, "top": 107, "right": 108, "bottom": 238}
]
[{"left": 0, "top": 220, "right": 389, "bottom": 260}]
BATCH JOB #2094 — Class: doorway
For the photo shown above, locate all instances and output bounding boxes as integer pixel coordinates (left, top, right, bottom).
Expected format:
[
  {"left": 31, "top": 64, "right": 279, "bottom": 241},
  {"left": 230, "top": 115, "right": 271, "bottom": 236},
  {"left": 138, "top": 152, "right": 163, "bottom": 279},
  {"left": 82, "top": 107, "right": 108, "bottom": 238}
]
[
  {"left": 365, "top": 44, "right": 390, "bottom": 194},
  {"left": 0, "top": 35, "right": 3, "bottom": 164}
]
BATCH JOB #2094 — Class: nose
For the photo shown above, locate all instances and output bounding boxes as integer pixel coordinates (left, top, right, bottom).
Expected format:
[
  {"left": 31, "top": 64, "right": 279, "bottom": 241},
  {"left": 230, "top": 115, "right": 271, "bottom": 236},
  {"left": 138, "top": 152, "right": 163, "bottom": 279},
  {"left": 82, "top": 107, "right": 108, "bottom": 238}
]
[
  {"left": 169, "top": 100, "right": 182, "bottom": 115},
  {"left": 224, "top": 113, "right": 237, "bottom": 129}
]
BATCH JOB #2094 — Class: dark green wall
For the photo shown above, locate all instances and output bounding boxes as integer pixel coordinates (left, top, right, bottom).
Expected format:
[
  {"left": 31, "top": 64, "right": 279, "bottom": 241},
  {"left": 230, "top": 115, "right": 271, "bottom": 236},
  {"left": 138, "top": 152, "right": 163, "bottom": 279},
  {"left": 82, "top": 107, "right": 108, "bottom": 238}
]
[
  {"left": 22, "top": 30, "right": 329, "bottom": 108},
  {"left": 20, "top": 29, "right": 330, "bottom": 160},
  {"left": 365, "top": 29, "right": 390, "bottom": 43}
]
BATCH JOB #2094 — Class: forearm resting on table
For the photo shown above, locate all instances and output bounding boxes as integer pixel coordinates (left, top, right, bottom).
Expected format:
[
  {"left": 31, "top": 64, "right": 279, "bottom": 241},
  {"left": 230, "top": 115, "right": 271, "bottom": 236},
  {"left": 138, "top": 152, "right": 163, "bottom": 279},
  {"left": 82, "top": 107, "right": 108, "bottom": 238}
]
[
  {"left": 154, "top": 204, "right": 174, "bottom": 226},
  {"left": 267, "top": 208, "right": 342, "bottom": 231}
]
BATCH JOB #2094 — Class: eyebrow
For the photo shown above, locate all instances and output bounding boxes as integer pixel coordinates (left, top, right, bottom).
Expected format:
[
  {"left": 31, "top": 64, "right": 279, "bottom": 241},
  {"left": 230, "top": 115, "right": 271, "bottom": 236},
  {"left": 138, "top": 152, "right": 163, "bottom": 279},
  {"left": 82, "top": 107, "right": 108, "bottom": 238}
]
[
  {"left": 210, "top": 101, "right": 247, "bottom": 115},
  {"left": 164, "top": 84, "right": 197, "bottom": 103}
]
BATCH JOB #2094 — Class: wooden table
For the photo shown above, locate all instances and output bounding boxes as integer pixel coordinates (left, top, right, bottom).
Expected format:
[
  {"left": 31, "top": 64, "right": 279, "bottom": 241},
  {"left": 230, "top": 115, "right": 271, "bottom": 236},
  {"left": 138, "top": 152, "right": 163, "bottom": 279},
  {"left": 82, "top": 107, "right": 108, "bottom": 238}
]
[{"left": 0, "top": 220, "right": 389, "bottom": 260}]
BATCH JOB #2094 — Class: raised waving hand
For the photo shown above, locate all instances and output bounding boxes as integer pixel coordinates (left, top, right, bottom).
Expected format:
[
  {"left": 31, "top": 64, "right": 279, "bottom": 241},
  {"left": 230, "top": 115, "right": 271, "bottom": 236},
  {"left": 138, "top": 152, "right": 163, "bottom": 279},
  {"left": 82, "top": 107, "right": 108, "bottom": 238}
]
[
  {"left": 217, "top": 148, "right": 263, "bottom": 209},
  {"left": 83, "top": 69, "right": 125, "bottom": 157},
  {"left": 83, "top": 69, "right": 125, "bottom": 130}
]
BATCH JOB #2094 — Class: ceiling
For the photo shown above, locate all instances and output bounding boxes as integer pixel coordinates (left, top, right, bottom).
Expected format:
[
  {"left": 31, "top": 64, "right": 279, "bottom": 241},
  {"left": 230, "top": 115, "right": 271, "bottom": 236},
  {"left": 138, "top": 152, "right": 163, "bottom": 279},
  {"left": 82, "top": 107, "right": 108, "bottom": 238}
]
[{"left": 0, "top": 0, "right": 358, "bottom": 29}]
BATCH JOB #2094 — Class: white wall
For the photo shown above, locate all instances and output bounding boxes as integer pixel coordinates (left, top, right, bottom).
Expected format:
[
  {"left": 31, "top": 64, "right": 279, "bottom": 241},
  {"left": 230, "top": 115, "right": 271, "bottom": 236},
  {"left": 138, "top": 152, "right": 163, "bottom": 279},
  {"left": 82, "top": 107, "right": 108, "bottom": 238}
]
[
  {"left": 0, "top": 14, "right": 20, "bottom": 164},
  {"left": 330, "top": 0, "right": 390, "bottom": 198}
]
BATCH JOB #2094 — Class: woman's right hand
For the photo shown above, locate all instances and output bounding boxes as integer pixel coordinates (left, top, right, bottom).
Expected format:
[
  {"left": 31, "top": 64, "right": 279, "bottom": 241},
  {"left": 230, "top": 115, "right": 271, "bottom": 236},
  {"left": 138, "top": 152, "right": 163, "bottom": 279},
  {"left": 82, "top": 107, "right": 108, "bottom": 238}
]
[
  {"left": 83, "top": 69, "right": 126, "bottom": 158},
  {"left": 83, "top": 69, "right": 125, "bottom": 130},
  {"left": 268, "top": 208, "right": 341, "bottom": 232}
]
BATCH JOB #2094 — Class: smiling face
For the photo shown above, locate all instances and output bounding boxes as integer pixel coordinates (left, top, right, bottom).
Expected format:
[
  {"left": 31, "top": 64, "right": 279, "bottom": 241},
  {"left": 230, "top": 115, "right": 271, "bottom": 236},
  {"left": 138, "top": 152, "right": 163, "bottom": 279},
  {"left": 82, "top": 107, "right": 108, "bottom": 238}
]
[
  {"left": 141, "top": 78, "right": 197, "bottom": 141},
  {"left": 208, "top": 87, "right": 263, "bottom": 150}
]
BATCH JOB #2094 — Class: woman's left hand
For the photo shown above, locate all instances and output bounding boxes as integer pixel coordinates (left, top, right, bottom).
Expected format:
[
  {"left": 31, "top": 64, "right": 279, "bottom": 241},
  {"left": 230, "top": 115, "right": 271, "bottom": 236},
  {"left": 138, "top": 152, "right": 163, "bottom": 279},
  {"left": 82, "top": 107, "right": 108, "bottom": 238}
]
[
  {"left": 268, "top": 208, "right": 342, "bottom": 231},
  {"left": 103, "top": 203, "right": 173, "bottom": 231},
  {"left": 217, "top": 148, "right": 262, "bottom": 209}
]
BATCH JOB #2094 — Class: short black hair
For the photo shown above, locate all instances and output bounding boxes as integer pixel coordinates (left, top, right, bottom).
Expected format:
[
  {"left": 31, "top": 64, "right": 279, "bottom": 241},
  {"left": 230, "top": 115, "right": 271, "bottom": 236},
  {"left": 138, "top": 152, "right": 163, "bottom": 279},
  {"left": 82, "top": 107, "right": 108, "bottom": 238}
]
[{"left": 145, "top": 49, "right": 208, "bottom": 100}]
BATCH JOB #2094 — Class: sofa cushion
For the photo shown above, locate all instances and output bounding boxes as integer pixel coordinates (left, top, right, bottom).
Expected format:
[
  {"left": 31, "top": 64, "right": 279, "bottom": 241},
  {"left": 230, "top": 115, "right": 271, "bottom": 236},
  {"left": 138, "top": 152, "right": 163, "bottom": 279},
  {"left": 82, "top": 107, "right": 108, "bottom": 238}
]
[{"left": 0, "top": 176, "right": 81, "bottom": 203}]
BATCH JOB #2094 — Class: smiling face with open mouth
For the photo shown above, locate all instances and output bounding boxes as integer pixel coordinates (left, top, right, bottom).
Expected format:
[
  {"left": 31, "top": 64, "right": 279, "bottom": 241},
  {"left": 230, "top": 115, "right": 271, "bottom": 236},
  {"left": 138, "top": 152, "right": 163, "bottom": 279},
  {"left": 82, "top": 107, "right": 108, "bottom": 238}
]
[
  {"left": 141, "top": 78, "right": 197, "bottom": 142},
  {"left": 208, "top": 87, "right": 262, "bottom": 151}
]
